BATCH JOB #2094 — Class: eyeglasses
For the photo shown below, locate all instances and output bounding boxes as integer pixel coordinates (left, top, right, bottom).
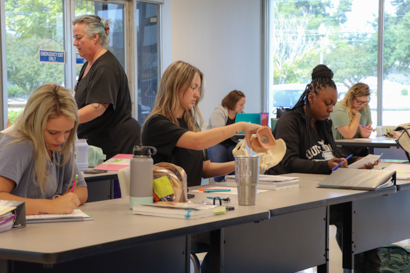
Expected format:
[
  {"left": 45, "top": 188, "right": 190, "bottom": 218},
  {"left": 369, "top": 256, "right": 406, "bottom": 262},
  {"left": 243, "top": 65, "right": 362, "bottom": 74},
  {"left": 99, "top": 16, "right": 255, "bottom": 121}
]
[{"left": 355, "top": 98, "right": 370, "bottom": 106}]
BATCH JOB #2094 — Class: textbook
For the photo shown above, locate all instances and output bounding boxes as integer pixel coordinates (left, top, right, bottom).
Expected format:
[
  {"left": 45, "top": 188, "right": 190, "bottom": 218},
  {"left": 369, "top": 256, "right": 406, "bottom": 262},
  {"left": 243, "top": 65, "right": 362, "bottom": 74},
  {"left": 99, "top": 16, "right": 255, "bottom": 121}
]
[
  {"left": 133, "top": 202, "right": 226, "bottom": 219},
  {"left": 26, "top": 209, "right": 93, "bottom": 223},
  {"left": 317, "top": 169, "right": 396, "bottom": 191},
  {"left": 0, "top": 200, "right": 26, "bottom": 232},
  {"left": 226, "top": 175, "right": 299, "bottom": 190}
]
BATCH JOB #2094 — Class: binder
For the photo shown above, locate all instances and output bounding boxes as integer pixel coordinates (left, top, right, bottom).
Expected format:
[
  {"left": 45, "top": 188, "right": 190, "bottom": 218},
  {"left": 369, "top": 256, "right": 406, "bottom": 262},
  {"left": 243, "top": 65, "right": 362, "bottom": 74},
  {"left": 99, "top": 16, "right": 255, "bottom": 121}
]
[
  {"left": 317, "top": 169, "right": 396, "bottom": 191},
  {"left": 0, "top": 200, "right": 26, "bottom": 232}
]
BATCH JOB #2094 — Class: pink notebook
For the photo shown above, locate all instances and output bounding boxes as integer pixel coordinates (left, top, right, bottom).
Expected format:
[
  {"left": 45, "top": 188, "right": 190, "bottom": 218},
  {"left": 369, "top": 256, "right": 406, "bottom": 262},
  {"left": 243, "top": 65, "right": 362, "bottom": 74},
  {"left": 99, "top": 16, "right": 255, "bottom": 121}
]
[{"left": 93, "top": 154, "right": 133, "bottom": 171}]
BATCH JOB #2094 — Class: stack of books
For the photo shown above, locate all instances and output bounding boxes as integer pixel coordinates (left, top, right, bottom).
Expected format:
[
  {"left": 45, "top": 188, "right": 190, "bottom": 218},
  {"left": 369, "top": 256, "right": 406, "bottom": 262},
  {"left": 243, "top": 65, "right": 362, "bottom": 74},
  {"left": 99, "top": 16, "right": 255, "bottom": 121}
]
[
  {"left": 133, "top": 202, "right": 226, "bottom": 219},
  {"left": 226, "top": 175, "right": 299, "bottom": 190},
  {"left": 0, "top": 200, "right": 25, "bottom": 232}
]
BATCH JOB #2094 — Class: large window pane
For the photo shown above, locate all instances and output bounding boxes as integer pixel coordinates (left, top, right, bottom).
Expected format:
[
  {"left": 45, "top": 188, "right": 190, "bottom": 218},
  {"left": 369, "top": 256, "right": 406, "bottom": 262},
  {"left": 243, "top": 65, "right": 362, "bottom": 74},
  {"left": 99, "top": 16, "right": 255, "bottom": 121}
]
[
  {"left": 137, "top": 2, "right": 159, "bottom": 124},
  {"left": 5, "top": 0, "right": 65, "bottom": 124},
  {"left": 269, "top": 0, "right": 379, "bottom": 125},
  {"left": 382, "top": 0, "right": 410, "bottom": 125},
  {"left": 74, "top": 1, "right": 125, "bottom": 76}
]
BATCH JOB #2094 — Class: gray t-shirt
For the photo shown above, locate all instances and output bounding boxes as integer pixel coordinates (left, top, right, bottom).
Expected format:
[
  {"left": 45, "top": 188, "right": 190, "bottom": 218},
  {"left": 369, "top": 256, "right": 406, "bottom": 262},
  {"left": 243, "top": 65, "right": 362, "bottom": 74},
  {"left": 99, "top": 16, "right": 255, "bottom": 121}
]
[{"left": 0, "top": 135, "right": 87, "bottom": 199}]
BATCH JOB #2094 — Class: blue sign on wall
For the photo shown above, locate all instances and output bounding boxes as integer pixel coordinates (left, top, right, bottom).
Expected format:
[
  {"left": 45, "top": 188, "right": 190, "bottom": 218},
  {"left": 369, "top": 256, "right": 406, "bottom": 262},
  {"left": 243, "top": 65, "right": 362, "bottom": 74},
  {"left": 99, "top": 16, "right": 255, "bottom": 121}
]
[
  {"left": 76, "top": 53, "right": 85, "bottom": 64},
  {"left": 39, "top": 50, "right": 65, "bottom": 64}
]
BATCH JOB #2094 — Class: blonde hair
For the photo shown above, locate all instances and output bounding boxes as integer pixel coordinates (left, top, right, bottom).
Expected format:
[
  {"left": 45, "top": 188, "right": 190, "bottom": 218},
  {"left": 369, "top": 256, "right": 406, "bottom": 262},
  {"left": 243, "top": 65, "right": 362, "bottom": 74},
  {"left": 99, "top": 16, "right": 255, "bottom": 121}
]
[
  {"left": 342, "top": 82, "right": 371, "bottom": 121},
  {"left": 146, "top": 60, "right": 204, "bottom": 131},
  {"left": 6, "top": 83, "right": 79, "bottom": 195}
]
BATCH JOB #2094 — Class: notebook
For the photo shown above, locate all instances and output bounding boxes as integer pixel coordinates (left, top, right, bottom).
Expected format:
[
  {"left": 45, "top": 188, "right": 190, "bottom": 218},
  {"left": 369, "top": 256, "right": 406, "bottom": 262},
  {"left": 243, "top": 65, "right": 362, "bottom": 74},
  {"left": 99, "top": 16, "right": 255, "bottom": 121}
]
[
  {"left": 133, "top": 202, "right": 226, "bottom": 219},
  {"left": 26, "top": 209, "right": 93, "bottom": 223},
  {"left": 235, "top": 113, "right": 261, "bottom": 134},
  {"left": 226, "top": 175, "right": 299, "bottom": 190},
  {"left": 317, "top": 169, "right": 396, "bottom": 191}
]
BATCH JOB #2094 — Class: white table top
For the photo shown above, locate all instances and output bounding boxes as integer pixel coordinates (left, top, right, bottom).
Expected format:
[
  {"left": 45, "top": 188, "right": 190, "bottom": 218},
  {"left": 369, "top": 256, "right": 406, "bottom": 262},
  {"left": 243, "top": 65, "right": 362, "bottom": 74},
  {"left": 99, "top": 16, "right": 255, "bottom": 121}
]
[
  {"left": 335, "top": 137, "right": 397, "bottom": 147},
  {"left": 0, "top": 197, "right": 269, "bottom": 264}
]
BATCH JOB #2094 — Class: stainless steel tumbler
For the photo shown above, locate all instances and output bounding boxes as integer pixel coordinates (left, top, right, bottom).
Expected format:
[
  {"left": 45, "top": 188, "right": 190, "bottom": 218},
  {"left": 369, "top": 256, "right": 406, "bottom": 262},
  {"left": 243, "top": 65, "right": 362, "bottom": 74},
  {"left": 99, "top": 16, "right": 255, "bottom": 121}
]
[{"left": 235, "top": 155, "right": 259, "bottom": 205}]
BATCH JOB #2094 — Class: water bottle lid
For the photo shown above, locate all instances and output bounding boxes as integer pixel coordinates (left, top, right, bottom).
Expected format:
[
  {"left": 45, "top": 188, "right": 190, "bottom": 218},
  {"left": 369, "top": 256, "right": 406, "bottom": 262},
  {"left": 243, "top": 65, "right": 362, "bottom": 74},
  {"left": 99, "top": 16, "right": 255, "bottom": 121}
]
[{"left": 133, "top": 145, "right": 157, "bottom": 156}]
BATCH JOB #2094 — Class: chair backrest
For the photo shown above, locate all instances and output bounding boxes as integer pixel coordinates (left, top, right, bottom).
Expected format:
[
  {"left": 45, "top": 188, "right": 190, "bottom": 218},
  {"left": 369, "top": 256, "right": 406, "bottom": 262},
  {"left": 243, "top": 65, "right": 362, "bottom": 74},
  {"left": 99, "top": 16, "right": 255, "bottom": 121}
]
[{"left": 117, "top": 167, "right": 130, "bottom": 197}]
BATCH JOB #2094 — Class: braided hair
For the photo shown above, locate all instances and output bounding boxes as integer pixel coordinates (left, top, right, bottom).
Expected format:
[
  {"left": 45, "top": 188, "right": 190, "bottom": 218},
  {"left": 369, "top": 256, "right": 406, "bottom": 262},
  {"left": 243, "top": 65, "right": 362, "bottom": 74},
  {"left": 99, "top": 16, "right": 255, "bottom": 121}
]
[{"left": 292, "top": 64, "right": 341, "bottom": 157}]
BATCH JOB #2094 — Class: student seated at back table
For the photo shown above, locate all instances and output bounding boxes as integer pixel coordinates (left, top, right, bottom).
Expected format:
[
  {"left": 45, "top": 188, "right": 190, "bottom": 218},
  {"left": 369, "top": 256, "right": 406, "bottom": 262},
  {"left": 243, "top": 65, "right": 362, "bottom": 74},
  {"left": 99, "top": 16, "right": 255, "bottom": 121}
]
[
  {"left": 266, "top": 65, "right": 379, "bottom": 273},
  {"left": 207, "top": 90, "right": 246, "bottom": 182},
  {"left": 142, "top": 61, "right": 261, "bottom": 273},
  {"left": 330, "top": 82, "right": 373, "bottom": 157},
  {"left": 0, "top": 83, "right": 88, "bottom": 215}
]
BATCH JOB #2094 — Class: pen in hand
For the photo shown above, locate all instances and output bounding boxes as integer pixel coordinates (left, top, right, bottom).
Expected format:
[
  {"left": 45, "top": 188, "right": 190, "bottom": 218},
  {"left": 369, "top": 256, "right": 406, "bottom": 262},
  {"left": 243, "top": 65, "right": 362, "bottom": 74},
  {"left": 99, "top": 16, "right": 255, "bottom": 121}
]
[
  {"left": 332, "top": 154, "right": 353, "bottom": 172},
  {"left": 71, "top": 174, "right": 78, "bottom": 193},
  {"left": 360, "top": 125, "right": 376, "bottom": 132}
]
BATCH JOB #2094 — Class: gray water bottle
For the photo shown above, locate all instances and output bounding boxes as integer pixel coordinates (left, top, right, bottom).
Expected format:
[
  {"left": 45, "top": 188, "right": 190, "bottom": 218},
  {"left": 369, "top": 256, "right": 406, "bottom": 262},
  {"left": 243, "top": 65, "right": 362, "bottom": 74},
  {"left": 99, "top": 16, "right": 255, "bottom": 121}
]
[{"left": 129, "top": 145, "right": 157, "bottom": 209}]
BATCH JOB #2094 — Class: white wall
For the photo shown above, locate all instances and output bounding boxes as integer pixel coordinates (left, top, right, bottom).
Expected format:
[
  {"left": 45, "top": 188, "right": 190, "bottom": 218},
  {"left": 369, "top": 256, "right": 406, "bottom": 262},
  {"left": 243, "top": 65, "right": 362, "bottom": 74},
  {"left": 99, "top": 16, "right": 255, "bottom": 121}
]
[{"left": 169, "top": 0, "right": 264, "bottom": 123}]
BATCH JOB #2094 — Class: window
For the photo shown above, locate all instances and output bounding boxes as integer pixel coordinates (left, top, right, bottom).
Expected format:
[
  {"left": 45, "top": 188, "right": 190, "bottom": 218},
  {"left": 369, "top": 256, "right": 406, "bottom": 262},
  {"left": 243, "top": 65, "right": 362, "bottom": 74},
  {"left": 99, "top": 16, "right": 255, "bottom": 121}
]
[
  {"left": 137, "top": 2, "right": 160, "bottom": 124},
  {"left": 268, "top": 0, "right": 410, "bottom": 126},
  {"left": 1, "top": 0, "right": 163, "bottom": 127},
  {"left": 5, "top": 0, "right": 65, "bottom": 124}
]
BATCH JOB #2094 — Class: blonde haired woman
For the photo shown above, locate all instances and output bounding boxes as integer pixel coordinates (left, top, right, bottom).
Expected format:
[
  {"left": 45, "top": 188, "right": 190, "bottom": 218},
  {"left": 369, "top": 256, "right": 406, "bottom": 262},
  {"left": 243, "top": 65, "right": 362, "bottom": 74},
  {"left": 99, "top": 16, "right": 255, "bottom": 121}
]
[
  {"left": 142, "top": 61, "right": 261, "bottom": 187},
  {"left": 0, "top": 83, "right": 88, "bottom": 215},
  {"left": 330, "top": 82, "right": 372, "bottom": 156}
]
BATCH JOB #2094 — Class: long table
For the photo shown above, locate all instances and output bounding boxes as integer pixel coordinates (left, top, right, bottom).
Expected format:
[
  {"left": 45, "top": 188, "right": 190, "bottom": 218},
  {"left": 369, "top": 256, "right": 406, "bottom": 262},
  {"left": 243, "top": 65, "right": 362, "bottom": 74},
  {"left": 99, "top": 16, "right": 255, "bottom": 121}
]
[
  {"left": 83, "top": 170, "right": 117, "bottom": 201},
  {"left": 0, "top": 172, "right": 401, "bottom": 273},
  {"left": 335, "top": 137, "right": 398, "bottom": 154},
  {"left": 0, "top": 197, "right": 269, "bottom": 273},
  {"left": 208, "top": 174, "right": 396, "bottom": 273}
]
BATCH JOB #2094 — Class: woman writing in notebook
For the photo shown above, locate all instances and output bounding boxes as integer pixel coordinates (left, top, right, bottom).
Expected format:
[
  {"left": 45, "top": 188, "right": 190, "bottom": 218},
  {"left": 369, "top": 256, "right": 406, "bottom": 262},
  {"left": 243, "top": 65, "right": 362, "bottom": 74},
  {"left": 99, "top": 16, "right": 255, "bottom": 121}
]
[
  {"left": 142, "top": 60, "right": 261, "bottom": 187},
  {"left": 207, "top": 90, "right": 246, "bottom": 182},
  {"left": 330, "top": 82, "right": 373, "bottom": 156},
  {"left": 266, "top": 65, "right": 380, "bottom": 273},
  {"left": 0, "top": 83, "right": 88, "bottom": 215}
]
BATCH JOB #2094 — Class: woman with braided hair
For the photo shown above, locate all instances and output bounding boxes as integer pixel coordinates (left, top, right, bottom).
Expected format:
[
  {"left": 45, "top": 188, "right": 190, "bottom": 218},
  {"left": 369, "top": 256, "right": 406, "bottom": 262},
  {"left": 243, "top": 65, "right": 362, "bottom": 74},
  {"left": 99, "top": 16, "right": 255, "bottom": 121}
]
[
  {"left": 72, "top": 15, "right": 141, "bottom": 160},
  {"left": 267, "top": 65, "right": 381, "bottom": 272},
  {"left": 267, "top": 64, "right": 355, "bottom": 174}
]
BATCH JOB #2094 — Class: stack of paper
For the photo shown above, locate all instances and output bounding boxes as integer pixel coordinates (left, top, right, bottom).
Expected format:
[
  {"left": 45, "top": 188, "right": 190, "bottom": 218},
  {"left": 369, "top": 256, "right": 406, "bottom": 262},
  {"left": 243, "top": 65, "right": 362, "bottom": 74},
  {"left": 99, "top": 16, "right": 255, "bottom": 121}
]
[
  {"left": 133, "top": 202, "right": 226, "bottom": 219},
  {"left": 0, "top": 202, "right": 16, "bottom": 233},
  {"left": 226, "top": 175, "right": 299, "bottom": 190},
  {"left": 93, "top": 154, "right": 132, "bottom": 171},
  {"left": 26, "top": 209, "right": 93, "bottom": 223},
  {"left": 382, "top": 164, "right": 410, "bottom": 180}
]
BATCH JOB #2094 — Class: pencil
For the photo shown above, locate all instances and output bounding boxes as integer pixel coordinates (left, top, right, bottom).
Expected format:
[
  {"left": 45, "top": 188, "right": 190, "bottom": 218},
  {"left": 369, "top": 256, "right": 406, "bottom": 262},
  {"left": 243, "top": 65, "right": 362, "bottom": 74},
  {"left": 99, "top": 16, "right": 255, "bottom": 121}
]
[{"left": 71, "top": 174, "right": 78, "bottom": 193}]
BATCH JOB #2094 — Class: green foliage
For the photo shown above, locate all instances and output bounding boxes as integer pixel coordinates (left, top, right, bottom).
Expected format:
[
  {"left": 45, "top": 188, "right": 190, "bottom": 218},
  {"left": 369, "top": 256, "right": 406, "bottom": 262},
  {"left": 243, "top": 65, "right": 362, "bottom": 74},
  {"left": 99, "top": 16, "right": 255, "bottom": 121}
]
[
  {"left": 7, "top": 85, "right": 25, "bottom": 97},
  {"left": 7, "top": 109, "right": 23, "bottom": 125},
  {"left": 401, "top": 89, "right": 408, "bottom": 96},
  {"left": 4, "top": 0, "right": 95, "bottom": 98},
  {"left": 271, "top": 0, "right": 410, "bottom": 86}
]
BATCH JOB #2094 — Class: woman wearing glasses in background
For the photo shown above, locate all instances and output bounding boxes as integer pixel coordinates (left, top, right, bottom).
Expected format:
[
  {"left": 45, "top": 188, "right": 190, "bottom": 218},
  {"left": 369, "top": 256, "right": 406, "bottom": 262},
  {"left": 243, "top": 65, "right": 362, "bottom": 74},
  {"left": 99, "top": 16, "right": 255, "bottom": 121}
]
[{"left": 329, "top": 82, "right": 372, "bottom": 156}]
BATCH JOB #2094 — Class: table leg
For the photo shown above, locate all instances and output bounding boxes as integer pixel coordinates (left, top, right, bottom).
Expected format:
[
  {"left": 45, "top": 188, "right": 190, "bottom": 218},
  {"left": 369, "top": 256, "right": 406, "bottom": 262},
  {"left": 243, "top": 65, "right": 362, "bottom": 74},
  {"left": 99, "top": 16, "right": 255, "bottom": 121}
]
[{"left": 342, "top": 202, "right": 353, "bottom": 272}]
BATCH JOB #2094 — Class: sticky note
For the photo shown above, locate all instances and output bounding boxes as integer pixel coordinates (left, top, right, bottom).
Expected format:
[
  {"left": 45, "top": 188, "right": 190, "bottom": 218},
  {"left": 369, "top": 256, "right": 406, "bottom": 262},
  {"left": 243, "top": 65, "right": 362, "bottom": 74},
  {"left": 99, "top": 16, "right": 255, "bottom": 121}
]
[{"left": 153, "top": 176, "right": 174, "bottom": 198}]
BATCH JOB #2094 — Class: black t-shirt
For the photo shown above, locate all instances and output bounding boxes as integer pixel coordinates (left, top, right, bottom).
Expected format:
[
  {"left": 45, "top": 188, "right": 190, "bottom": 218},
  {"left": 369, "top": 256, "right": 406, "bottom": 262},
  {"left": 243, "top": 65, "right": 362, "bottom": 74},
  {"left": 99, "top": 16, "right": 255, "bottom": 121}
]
[
  {"left": 142, "top": 114, "right": 209, "bottom": 186},
  {"left": 75, "top": 51, "right": 140, "bottom": 159},
  {"left": 220, "top": 117, "right": 236, "bottom": 146}
]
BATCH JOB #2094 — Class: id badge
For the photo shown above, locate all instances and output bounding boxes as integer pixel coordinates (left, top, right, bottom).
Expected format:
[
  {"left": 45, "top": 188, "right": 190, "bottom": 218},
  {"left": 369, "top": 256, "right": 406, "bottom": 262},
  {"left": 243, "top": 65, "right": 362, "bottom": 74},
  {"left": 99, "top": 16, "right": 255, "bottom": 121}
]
[{"left": 322, "top": 150, "right": 334, "bottom": 161}]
